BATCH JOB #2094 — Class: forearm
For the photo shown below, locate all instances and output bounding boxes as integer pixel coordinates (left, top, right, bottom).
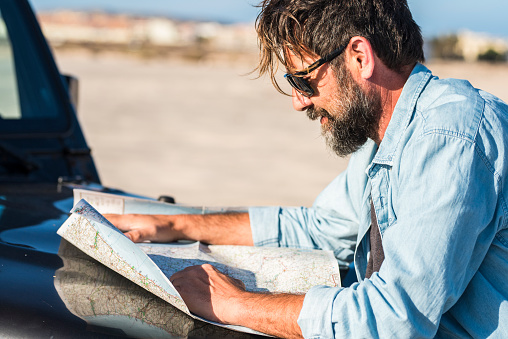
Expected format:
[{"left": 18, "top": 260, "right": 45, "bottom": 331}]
[
  {"left": 229, "top": 292, "right": 305, "bottom": 338},
  {"left": 176, "top": 212, "right": 253, "bottom": 245},
  {"left": 106, "top": 212, "right": 253, "bottom": 245}
]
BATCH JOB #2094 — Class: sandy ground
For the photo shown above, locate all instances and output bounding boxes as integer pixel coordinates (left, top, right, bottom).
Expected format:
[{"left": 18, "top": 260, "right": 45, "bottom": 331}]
[{"left": 53, "top": 52, "right": 508, "bottom": 207}]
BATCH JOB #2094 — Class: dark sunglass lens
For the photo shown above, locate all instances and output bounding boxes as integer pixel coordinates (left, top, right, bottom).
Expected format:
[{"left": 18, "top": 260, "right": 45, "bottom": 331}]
[
  {"left": 285, "top": 75, "right": 299, "bottom": 89},
  {"left": 285, "top": 74, "right": 313, "bottom": 97},
  {"left": 299, "top": 80, "right": 314, "bottom": 97}
]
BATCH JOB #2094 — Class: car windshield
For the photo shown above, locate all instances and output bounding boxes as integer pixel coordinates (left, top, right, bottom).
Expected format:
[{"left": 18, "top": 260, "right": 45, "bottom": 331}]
[{"left": 0, "top": 0, "right": 70, "bottom": 134}]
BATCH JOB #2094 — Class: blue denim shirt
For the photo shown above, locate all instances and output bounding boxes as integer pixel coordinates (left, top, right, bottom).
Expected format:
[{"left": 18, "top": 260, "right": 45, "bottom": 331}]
[{"left": 248, "top": 64, "right": 508, "bottom": 338}]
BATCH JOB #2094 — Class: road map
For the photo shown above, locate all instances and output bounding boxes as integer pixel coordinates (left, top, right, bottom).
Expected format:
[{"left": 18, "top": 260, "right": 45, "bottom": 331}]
[{"left": 57, "top": 197, "right": 341, "bottom": 335}]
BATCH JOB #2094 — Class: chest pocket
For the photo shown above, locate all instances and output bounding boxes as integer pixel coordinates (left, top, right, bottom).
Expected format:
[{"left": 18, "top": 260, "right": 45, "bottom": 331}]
[{"left": 368, "top": 164, "right": 397, "bottom": 236}]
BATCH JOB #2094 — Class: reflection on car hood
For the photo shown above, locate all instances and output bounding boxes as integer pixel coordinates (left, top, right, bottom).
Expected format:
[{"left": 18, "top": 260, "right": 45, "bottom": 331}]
[{"left": 0, "top": 183, "right": 261, "bottom": 338}]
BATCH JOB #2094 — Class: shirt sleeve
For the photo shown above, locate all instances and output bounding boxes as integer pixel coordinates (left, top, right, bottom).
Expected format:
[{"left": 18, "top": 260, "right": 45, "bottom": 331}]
[
  {"left": 248, "top": 140, "right": 376, "bottom": 269},
  {"left": 298, "top": 131, "right": 503, "bottom": 338}
]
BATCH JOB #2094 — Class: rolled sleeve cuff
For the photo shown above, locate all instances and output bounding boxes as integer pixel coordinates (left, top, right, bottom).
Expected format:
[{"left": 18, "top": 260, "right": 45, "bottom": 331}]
[
  {"left": 248, "top": 206, "right": 281, "bottom": 247},
  {"left": 298, "top": 285, "right": 343, "bottom": 339}
]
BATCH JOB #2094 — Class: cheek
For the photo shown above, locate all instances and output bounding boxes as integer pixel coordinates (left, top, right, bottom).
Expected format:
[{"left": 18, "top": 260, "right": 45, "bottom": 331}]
[{"left": 309, "top": 66, "right": 335, "bottom": 96}]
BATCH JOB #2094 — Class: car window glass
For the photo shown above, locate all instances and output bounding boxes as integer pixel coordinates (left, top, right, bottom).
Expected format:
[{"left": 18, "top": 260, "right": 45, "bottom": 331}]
[
  {"left": 0, "top": 10, "right": 21, "bottom": 119},
  {"left": 0, "top": 0, "right": 70, "bottom": 134}
]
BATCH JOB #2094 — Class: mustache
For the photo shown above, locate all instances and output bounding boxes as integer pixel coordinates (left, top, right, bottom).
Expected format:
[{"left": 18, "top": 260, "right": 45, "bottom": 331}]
[{"left": 306, "top": 107, "right": 332, "bottom": 121}]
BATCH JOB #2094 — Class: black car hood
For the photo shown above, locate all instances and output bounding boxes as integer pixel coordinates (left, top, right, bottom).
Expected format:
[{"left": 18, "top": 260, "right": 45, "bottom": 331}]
[
  {"left": 0, "top": 183, "right": 97, "bottom": 337},
  {"left": 0, "top": 183, "right": 72, "bottom": 252},
  {"left": 0, "top": 184, "right": 260, "bottom": 338}
]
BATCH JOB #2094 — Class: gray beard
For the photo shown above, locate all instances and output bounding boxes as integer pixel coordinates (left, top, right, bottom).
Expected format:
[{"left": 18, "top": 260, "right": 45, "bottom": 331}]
[{"left": 307, "top": 67, "right": 382, "bottom": 157}]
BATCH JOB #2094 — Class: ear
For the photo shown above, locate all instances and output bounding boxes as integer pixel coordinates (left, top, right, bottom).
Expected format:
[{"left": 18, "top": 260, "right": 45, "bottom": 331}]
[{"left": 346, "top": 36, "right": 375, "bottom": 80}]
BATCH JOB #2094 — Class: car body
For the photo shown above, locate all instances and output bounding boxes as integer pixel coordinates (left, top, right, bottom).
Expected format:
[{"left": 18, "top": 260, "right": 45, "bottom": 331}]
[{"left": 0, "top": 1, "right": 260, "bottom": 337}]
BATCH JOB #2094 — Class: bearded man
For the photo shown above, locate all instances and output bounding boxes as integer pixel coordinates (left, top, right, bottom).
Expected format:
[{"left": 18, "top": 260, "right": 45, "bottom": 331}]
[{"left": 107, "top": 0, "right": 508, "bottom": 337}]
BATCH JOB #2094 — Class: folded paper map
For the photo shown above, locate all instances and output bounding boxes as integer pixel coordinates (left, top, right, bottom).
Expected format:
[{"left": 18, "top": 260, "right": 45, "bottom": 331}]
[{"left": 57, "top": 191, "right": 341, "bottom": 335}]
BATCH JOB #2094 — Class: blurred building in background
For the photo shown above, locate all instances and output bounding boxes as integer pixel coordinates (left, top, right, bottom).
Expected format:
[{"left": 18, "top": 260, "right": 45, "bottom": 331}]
[
  {"left": 38, "top": 10, "right": 508, "bottom": 64},
  {"left": 430, "top": 30, "right": 508, "bottom": 62},
  {"left": 37, "top": 10, "right": 258, "bottom": 63}
]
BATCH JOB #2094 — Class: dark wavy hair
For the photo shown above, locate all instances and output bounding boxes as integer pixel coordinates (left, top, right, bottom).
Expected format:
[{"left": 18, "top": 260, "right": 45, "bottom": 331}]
[{"left": 255, "top": 0, "right": 424, "bottom": 94}]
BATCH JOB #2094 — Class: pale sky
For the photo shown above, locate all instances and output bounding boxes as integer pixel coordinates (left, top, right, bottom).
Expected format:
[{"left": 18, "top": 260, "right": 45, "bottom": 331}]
[{"left": 29, "top": 0, "right": 508, "bottom": 39}]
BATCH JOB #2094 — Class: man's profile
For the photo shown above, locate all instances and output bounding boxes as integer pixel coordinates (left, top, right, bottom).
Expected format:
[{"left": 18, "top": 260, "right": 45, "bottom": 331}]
[{"left": 107, "top": 0, "right": 508, "bottom": 337}]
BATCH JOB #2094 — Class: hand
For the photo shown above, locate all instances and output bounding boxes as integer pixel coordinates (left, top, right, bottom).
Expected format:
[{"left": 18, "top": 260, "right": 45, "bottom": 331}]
[
  {"left": 106, "top": 212, "right": 253, "bottom": 246},
  {"left": 104, "top": 214, "right": 181, "bottom": 243},
  {"left": 170, "top": 264, "right": 246, "bottom": 324}
]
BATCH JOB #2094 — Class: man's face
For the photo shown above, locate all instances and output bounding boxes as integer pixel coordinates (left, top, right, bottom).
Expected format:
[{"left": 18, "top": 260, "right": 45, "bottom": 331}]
[
  {"left": 307, "top": 62, "right": 382, "bottom": 157},
  {"left": 287, "top": 52, "right": 382, "bottom": 157}
]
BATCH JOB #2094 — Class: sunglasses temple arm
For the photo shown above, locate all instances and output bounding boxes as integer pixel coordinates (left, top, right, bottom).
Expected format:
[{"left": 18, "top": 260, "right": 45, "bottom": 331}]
[
  {"left": 322, "top": 45, "right": 347, "bottom": 63},
  {"left": 293, "top": 44, "right": 348, "bottom": 76}
]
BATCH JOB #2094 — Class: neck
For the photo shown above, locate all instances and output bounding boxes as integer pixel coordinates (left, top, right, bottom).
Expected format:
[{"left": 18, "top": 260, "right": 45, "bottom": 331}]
[{"left": 371, "top": 64, "right": 414, "bottom": 144}]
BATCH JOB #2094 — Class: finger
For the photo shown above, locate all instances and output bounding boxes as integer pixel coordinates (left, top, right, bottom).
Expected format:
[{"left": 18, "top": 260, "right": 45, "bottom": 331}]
[
  {"left": 103, "top": 214, "right": 119, "bottom": 224},
  {"left": 200, "top": 263, "right": 218, "bottom": 273},
  {"left": 232, "top": 277, "right": 246, "bottom": 290},
  {"left": 104, "top": 214, "right": 130, "bottom": 231},
  {"left": 123, "top": 231, "right": 134, "bottom": 242},
  {"left": 171, "top": 265, "right": 200, "bottom": 280},
  {"left": 170, "top": 275, "right": 183, "bottom": 289},
  {"left": 170, "top": 267, "right": 190, "bottom": 283},
  {"left": 169, "top": 271, "right": 181, "bottom": 283},
  {"left": 170, "top": 265, "right": 210, "bottom": 286},
  {"left": 170, "top": 272, "right": 198, "bottom": 292},
  {"left": 124, "top": 230, "right": 143, "bottom": 242}
]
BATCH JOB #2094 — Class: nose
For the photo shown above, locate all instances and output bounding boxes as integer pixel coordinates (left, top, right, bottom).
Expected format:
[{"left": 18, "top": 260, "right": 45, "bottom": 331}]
[{"left": 292, "top": 88, "right": 313, "bottom": 111}]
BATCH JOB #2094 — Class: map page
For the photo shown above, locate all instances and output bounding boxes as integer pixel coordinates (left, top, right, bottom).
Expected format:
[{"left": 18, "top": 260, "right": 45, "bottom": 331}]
[
  {"left": 57, "top": 200, "right": 189, "bottom": 314},
  {"left": 140, "top": 243, "right": 341, "bottom": 294},
  {"left": 57, "top": 199, "right": 341, "bottom": 335},
  {"left": 73, "top": 188, "right": 245, "bottom": 215}
]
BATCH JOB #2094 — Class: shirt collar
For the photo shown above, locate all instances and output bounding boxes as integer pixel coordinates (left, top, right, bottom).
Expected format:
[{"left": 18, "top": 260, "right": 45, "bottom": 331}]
[{"left": 372, "top": 63, "right": 433, "bottom": 166}]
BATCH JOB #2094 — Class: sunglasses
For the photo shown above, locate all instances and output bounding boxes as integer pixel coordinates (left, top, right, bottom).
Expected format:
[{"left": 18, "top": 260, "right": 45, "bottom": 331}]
[{"left": 284, "top": 42, "right": 349, "bottom": 97}]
